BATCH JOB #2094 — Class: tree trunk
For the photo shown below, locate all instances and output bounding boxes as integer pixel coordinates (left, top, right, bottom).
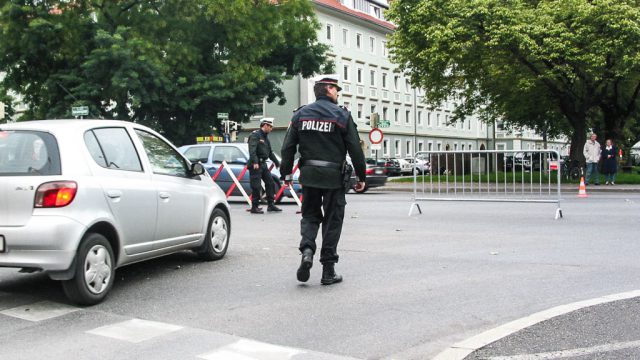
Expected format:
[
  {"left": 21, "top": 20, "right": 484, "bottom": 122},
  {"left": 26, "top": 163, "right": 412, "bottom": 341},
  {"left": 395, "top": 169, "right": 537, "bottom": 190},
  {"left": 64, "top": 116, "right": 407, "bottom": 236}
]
[{"left": 569, "top": 122, "right": 587, "bottom": 164}]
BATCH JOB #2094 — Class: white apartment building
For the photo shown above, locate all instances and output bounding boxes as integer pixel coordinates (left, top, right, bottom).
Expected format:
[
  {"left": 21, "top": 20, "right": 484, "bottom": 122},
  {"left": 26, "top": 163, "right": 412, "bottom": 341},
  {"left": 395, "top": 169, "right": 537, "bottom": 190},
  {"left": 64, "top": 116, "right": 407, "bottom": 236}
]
[{"left": 247, "top": 0, "right": 568, "bottom": 157}]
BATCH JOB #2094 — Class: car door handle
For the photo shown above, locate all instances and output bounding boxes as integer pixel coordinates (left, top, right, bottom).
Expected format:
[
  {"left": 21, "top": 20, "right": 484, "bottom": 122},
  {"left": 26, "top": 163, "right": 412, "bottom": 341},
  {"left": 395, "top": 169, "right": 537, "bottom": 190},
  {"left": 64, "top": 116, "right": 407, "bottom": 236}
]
[
  {"left": 106, "top": 190, "right": 122, "bottom": 199},
  {"left": 159, "top": 192, "right": 171, "bottom": 199}
]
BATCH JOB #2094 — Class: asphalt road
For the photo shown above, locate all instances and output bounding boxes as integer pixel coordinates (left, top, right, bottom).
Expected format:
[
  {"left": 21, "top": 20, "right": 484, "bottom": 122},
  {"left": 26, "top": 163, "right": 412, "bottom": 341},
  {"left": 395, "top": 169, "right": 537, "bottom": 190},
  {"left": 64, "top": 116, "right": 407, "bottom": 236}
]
[{"left": 1, "top": 191, "right": 639, "bottom": 359}]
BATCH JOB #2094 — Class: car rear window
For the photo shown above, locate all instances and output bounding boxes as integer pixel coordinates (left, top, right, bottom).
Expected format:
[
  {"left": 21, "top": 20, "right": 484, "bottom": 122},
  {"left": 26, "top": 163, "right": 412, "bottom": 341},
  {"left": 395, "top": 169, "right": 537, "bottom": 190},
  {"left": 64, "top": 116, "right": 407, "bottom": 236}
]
[{"left": 0, "top": 130, "right": 61, "bottom": 176}]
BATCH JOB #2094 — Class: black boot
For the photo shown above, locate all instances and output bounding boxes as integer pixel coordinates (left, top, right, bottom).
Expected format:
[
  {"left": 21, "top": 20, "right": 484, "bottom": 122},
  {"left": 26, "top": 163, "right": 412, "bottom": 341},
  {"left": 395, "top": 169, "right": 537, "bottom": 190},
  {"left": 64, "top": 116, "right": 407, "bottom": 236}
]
[
  {"left": 267, "top": 203, "right": 282, "bottom": 212},
  {"left": 296, "top": 248, "right": 313, "bottom": 282},
  {"left": 321, "top": 263, "right": 342, "bottom": 285},
  {"left": 250, "top": 205, "right": 264, "bottom": 214}
]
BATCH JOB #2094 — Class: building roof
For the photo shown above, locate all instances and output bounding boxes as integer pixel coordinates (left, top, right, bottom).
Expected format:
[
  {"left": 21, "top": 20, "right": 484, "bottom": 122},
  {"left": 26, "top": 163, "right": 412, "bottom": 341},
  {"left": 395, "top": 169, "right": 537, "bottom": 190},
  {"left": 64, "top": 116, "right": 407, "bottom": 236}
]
[{"left": 313, "top": 0, "right": 396, "bottom": 31}]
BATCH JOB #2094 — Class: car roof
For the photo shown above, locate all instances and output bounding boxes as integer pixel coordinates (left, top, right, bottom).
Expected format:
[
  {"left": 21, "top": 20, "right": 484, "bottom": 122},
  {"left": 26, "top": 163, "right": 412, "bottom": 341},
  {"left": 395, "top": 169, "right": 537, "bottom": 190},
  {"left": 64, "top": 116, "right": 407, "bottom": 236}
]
[{"left": 0, "top": 119, "right": 143, "bottom": 132}]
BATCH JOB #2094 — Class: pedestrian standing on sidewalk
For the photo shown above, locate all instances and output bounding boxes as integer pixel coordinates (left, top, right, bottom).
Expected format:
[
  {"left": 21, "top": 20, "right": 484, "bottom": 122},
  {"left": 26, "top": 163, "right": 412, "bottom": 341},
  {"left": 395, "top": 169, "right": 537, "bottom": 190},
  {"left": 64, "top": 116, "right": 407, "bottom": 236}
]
[
  {"left": 247, "top": 118, "right": 282, "bottom": 214},
  {"left": 280, "top": 75, "right": 366, "bottom": 285},
  {"left": 583, "top": 132, "right": 601, "bottom": 185},
  {"left": 601, "top": 138, "right": 618, "bottom": 185}
]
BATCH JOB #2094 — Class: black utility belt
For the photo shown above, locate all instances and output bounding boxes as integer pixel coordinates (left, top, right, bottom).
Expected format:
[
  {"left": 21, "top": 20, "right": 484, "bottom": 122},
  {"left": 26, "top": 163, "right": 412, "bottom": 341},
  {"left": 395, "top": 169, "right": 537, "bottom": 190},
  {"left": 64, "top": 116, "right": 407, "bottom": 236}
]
[{"left": 301, "top": 160, "right": 342, "bottom": 170}]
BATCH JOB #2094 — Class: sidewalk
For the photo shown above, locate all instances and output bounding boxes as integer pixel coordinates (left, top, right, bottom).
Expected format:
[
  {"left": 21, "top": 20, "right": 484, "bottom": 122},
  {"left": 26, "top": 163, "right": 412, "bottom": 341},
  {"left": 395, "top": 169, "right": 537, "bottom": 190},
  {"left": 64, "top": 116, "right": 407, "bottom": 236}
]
[{"left": 378, "top": 181, "right": 640, "bottom": 193}]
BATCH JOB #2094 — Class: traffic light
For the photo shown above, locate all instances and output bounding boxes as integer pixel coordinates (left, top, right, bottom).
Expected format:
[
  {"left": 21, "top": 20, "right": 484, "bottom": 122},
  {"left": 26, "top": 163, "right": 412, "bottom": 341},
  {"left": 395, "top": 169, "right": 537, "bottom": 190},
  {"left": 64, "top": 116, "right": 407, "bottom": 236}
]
[{"left": 366, "top": 113, "right": 380, "bottom": 128}]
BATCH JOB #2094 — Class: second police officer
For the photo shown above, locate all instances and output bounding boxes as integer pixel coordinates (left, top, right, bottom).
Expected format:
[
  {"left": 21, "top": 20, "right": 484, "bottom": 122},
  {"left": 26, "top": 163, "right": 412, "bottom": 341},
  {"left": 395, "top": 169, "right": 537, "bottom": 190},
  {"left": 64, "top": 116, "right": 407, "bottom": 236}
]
[
  {"left": 247, "top": 118, "right": 282, "bottom": 214},
  {"left": 280, "top": 76, "right": 366, "bottom": 285}
]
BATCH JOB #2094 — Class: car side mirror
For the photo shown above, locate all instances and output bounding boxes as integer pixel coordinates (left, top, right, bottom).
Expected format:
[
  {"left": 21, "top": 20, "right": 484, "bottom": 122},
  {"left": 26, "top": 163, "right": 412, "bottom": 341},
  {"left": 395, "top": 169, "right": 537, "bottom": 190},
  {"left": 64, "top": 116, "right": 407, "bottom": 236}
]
[{"left": 190, "top": 162, "right": 206, "bottom": 177}]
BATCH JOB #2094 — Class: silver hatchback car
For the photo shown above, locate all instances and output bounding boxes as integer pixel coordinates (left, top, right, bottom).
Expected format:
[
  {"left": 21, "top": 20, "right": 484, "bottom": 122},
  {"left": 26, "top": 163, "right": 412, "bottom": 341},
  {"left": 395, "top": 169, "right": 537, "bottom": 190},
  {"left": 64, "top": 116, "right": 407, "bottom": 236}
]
[{"left": 0, "top": 120, "right": 231, "bottom": 305}]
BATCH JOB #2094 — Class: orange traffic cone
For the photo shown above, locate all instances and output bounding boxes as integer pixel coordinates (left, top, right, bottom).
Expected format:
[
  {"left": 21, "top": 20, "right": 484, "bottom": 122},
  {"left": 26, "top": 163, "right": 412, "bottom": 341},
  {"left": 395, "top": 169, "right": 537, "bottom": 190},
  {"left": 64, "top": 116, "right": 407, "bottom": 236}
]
[{"left": 578, "top": 176, "right": 588, "bottom": 198}]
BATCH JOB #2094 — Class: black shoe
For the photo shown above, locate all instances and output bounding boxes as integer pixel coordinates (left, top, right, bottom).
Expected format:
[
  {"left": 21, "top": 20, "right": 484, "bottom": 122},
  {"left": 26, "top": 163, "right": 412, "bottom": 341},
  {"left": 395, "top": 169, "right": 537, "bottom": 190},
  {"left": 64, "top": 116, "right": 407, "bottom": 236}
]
[
  {"left": 267, "top": 204, "right": 282, "bottom": 212},
  {"left": 321, "top": 263, "right": 342, "bottom": 285},
  {"left": 250, "top": 207, "right": 264, "bottom": 214},
  {"left": 297, "top": 248, "right": 313, "bottom": 282}
]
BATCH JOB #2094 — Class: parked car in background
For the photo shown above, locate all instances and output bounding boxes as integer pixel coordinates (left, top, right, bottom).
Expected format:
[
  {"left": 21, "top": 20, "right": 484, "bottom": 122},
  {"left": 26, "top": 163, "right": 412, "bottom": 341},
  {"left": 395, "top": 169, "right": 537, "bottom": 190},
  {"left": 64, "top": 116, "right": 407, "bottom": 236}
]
[
  {"left": 365, "top": 158, "right": 401, "bottom": 177},
  {"left": 397, "top": 158, "right": 413, "bottom": 175},
  {"left": 178, "top": 142, "right": 301, "bottom": 202},
  {"left": 404, "top": 157, "right": 431, "bottom": 174},
  {"left": 512, "top": 151, "right": 561, "bottom": 172},
  {"left": 0, "top": 120, "right": 230, "bottom": 305}
]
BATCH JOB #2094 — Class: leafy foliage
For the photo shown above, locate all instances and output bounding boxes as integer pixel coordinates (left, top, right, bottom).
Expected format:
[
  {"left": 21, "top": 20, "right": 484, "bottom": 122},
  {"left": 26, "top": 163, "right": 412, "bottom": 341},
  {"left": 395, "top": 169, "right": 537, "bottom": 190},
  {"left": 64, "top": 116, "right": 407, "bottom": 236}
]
[
  {"left": 387, "top": 0, "right": 640, "bottom": 161},
  {"left": 0, "top": 0, "right": 330, "bottom": 144}
]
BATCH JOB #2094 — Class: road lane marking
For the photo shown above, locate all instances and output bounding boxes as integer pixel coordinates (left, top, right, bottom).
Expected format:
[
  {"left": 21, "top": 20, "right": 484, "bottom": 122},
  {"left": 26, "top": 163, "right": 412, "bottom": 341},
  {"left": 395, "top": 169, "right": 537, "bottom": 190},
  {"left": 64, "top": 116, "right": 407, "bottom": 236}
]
[
  {"left": 198, "top": 339, "right": 304, "bottom": 360},
  {"left": 432, "top": 289, "right": 640, "bottom": 360},
  {"left": 86, "top": 318, "right": 183, "bottom": 343},
  {"left": 488, "top": 340, "right": 640, "bottom": 359},
  {"left": 0, "top": 300, "right": 80, "bottom": 321}
]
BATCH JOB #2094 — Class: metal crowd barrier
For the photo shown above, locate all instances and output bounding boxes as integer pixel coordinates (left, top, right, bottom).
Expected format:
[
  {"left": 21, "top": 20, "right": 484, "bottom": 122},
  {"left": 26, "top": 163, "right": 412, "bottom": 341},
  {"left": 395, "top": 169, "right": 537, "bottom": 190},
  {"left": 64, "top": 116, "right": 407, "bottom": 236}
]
[{"left": 409, "top": 150, "right": 563, "bottom": 219}]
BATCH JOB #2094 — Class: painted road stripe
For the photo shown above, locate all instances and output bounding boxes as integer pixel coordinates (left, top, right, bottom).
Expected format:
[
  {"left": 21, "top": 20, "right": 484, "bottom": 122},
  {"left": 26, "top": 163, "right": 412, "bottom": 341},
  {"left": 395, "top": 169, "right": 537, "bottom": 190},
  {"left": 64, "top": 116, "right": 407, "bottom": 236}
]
[
  {"left": 0, "top": 300, "right": 80, "bottom": 321},
  {"left": 86, "top": 318, "right": 183, "bottom": 343},
  {"left": 488, "top": 340, "right": 640, "bottom": 360},
  {"left": 433, "top": 289, "right": 640, "bottom": 360},
  {"left": 198, "top": 339, "right": 304, "bottom": 360}
]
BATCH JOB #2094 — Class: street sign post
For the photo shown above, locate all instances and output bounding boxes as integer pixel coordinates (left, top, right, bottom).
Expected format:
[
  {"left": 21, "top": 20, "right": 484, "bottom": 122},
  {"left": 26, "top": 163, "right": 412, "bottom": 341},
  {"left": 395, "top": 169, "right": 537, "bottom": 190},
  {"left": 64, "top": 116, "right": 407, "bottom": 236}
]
[{"left": 71, "top": 106, "right": 89, "bottom": 118}]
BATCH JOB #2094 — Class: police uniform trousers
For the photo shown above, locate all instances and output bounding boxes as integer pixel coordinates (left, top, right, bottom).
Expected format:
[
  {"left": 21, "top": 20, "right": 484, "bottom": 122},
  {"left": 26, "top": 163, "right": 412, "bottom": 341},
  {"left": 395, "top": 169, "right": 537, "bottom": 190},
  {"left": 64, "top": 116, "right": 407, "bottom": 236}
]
[
  {"left": 299, "top": 186, "right": 346, "bottom": 264},
  {"left": 249, "top": 162, "right": 275, "bottom": 207}
]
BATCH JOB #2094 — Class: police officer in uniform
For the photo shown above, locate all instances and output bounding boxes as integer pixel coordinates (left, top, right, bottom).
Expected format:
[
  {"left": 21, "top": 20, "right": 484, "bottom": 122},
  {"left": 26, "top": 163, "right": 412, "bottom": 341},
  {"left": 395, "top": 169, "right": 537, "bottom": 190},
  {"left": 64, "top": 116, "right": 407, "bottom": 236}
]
[
  {"left": 248, "top": 118, "right": 282, "bottom": 214},
  {"left": 280, "top": 76, "right": 366, "bottom": 285}
]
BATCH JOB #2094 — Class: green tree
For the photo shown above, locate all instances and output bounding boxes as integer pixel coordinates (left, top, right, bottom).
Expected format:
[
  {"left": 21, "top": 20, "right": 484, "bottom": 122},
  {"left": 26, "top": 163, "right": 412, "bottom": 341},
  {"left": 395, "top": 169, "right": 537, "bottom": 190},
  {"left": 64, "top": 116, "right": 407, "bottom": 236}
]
[
  {"left": 0, "top": 0, "right": 330, "bottom": 145},
  {"left": 387, "top": 0, "right": 640, "bottom": 161}
]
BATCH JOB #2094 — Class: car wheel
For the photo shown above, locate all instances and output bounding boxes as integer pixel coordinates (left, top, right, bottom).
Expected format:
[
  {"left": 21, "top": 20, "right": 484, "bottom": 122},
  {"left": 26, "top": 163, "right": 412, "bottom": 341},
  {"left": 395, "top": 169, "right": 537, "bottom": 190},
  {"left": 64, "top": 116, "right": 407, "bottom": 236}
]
[
  {"left": 62, "top": 233, "right": 115, "bottom": 306},
  {"left": 197, "top": 208, "right": 230, "bottom": 261}
]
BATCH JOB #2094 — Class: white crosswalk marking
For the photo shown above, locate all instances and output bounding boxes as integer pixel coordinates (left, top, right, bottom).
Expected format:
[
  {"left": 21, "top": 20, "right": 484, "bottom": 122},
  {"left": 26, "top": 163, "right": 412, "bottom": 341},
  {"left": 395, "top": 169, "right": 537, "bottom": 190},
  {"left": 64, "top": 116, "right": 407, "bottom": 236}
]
[
  {"left": 488, "top": 340, "right": 640, "bottom": 360},
  {"left": 0, "top": 300, "right": 80, "bottom": 321},
  {"left": 198, "top": 339, "right": 305, "bottom": 360},
  {"left": 86, "top": 318, "right": 183, "bottom": 343}
]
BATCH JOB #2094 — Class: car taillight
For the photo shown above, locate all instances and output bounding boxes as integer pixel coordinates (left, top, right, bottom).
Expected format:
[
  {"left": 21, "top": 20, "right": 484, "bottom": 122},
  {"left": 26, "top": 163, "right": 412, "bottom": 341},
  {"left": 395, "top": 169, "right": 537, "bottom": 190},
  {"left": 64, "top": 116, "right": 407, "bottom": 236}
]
[
  {"left": 35, "top": 181, "right": 77, "bottom": 208},
  {"left": 365, "top": 168, "right": 374, "bottom": 175}
]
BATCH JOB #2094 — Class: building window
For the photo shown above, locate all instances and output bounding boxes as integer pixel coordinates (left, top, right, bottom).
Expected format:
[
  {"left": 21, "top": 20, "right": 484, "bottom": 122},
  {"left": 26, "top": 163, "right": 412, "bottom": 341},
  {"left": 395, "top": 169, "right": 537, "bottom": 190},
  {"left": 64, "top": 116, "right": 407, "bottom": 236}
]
[
  {"left": 406, "top": 140, "right": 412, "bottom": 155},
  {"left": 371, "top": 5, "right": 381, "bottom": 18},
  {"left": 437, "top": 143, "right": 442, "bottom": 151},
  {"left": 405, "top": 110, "right": 410, "bottom": 124},
  {"left": 357, "top": 67, "right": 363, "bottom": 84},
  {"left": 417, "top": 110, "right": 422, "bottom": 126},
  {"left": 369, "top": 36, "right": 376, "bottom": 54},
  {"left": 394, "top": 109, "right": 400, "bottom": 124},
  {"left": 382, "top": 41, "right": 387, "bottom": 57},
  {"left": 342, "top": 28, "right": 349, "bottom": 46},
  {"left": 357, "top": 103, "right": 363, "bottom": 119},
  {"left": 395, "top": 140, "right": 401, "bottom": 157},
  {"left": 394, "top": 76, "right": 400, "bottom": 91},
  {"left": 427, "top": 112, "right": 432, "bottom": 127},
  {"left": 356, "top": 33, "right": 362, "bottom": 49},
  {"left": 370, "top": 69, "right": 376, "bottom": 87},
  {"left": 405, "top": 79, "right": 411, "bottom": 93},
  {"left": 326, "top": 24, "right": 332, "bottom": 41},
  {"left": 383, "top": 139, "right": 390, "bottom": 156},
  {"left": 343, "top": 101, "right": 351, "bottom": 111},
  {"left": 418, "top": 141, "right": 424, "bottom": 152},
  {"left": 428, "top": 142, "right": 433, "bottom": 151},
  {"left": 461, "top": 144, "right": 465, "bottom": 150},
  {"left": 343, "top": 64, "right": 350, "bottom": 82},
  {"left": 382, "top": 73, "right": 387, "bottom": 88},
  {"left": 370, "top": 104, "right": 376, "bottom": 116},
  {"left": 436, "top": 113, "right": 441, "bottom": 127},
  {"left": 382, "top": 107, "right": 388, "bottom": 122},
  {"left": 454, "top": 143, "right": 458, "bottom": 150}
]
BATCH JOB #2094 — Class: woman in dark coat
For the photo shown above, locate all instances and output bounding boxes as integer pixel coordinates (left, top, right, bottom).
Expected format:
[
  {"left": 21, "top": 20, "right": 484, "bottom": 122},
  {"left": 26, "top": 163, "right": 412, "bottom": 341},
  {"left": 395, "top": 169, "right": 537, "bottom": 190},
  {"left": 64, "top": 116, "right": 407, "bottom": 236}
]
[{"left": 601, "top": 138, "right": 618, "bottom": 185}]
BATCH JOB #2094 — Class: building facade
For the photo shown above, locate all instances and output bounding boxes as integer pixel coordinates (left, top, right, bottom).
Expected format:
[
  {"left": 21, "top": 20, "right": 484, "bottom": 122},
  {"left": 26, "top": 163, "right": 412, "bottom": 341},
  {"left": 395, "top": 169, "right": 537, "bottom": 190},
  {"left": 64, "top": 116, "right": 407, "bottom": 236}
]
[{"left": 242, "top": 0, "right": 568, "bottom": 158}]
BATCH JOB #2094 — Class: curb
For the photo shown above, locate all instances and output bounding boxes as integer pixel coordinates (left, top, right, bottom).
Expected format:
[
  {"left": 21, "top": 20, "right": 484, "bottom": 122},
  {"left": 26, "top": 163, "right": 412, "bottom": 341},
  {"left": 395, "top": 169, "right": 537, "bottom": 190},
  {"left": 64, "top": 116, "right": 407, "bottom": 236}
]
[{"left": 432, "top": 290, "right": 640, "bottom": 360}]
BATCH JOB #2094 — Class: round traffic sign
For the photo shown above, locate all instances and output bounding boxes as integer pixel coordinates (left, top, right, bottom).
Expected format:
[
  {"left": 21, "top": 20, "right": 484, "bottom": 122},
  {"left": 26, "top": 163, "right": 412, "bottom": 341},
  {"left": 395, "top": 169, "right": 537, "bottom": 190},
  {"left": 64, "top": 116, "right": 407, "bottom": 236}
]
[{"left": 369, "top": 128, "right": 384, "bottom": 144}]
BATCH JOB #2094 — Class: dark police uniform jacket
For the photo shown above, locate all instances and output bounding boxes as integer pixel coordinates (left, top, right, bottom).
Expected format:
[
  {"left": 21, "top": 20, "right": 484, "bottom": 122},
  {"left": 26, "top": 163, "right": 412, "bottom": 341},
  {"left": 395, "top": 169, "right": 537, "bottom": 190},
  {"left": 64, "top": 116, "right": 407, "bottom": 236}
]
[
  {"left": 280, "top": 96, "right": 366, "bottom": 189},
  {"left": 248, "top": 129, "right": 280, "bottom": 167}
]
